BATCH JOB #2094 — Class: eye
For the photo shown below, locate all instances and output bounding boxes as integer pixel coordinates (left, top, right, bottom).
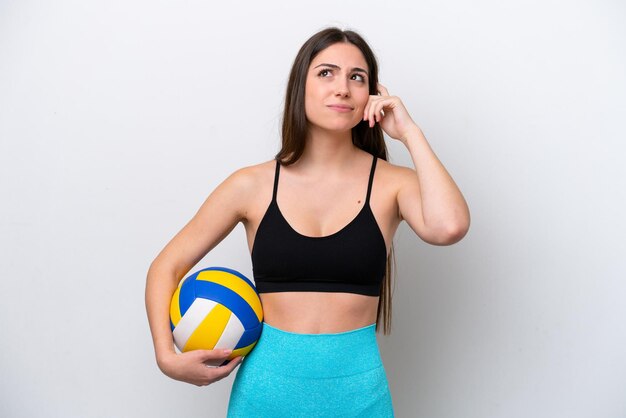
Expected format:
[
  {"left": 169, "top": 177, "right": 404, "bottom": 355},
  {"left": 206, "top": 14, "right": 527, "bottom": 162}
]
[
  {"left": 317, "top": 69, "right": 332, "bottom": 77},
  {"left": 351, "top": 73, "right": 366, "bottom": 82}
]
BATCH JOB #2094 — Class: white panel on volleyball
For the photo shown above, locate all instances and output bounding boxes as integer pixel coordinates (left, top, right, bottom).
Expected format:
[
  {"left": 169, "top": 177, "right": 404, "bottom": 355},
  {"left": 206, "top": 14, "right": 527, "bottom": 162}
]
[
  {"left": 213, "top": 312, "right": 245, "bottom": 351},
  {"left": 172, "top": 298, "right": 217, "bottom": 349}
]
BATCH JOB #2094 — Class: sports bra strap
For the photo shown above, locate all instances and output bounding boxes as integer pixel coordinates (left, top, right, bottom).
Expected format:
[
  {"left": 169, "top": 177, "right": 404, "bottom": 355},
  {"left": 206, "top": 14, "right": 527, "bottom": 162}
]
[
  {"left": 272, "top": 159, "right": 281, "bottom": 201},
  {"left": 365, "top": 154, "right": 377, "bottom": 204},
  {"left": 272, "top": 155, "right": 376, "bottom": 203}
]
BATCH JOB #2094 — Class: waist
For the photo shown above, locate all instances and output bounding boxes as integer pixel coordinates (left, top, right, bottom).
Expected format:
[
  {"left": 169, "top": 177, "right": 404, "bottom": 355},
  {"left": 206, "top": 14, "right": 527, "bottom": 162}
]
[
  {"left": 248, "top": 321, "right": 381, "bottom": 378},
  {"left": 258, "top": 291, "right": 379, "bottom": 334}
]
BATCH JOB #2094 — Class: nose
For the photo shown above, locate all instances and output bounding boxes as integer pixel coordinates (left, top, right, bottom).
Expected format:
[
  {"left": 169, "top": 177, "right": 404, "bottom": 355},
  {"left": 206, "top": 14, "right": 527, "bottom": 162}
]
[{"left": 334, "top": 78, "right": 350, "bottom": 97}]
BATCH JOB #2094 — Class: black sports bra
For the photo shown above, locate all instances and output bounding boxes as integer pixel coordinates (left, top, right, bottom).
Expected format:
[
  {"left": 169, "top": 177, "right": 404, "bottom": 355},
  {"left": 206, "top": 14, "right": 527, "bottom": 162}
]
[{"left": 251, "top": 154, "right": 387, "bottom": 296}]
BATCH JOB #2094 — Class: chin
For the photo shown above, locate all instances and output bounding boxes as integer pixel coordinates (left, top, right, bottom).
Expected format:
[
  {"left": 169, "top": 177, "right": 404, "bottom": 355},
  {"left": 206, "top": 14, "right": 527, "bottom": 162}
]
[{"left": 310, "top": 119, "right": 360, "bottom": 133}]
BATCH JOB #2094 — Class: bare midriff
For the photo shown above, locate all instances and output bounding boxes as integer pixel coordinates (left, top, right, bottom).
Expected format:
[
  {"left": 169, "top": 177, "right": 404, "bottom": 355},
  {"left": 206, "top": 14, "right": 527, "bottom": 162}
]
[{"left": 259, "top": 292, "right": 379, "bottom": 334}]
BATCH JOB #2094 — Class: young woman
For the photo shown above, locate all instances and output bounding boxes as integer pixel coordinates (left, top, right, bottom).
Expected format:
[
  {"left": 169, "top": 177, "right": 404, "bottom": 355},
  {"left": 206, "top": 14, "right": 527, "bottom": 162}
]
[{"left": 146, "top": 27, "right": 470, "bottom": 416}]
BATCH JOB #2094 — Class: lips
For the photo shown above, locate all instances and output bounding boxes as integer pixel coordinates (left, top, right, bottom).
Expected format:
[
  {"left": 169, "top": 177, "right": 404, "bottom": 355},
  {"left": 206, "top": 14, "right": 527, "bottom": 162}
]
[{"left": 327, "top": 104, "right": 354, "bottom": 112}]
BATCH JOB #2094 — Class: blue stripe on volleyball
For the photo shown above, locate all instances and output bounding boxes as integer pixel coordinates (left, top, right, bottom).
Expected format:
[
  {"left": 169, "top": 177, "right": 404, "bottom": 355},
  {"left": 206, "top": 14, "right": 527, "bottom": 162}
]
[
  {"left": 198, "top": 266, "right": 257, "bottom": 291},
  {"left": 192, "top": 281, "right": 259, "bottom": 329},
  {"left": 236, "top": 321, "right": 263, "bottom": 348},
  {"left": 170, "top": 319, "right": 175, "bottom": 332},
  {"left": 178, "top": 273, "right": 199, "bottom": 317}
]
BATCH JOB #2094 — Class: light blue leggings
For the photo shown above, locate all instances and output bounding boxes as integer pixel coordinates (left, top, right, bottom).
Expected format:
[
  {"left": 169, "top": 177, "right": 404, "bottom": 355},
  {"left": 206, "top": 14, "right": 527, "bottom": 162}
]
[{"left": 227, "top": 321, "right": 394, "bottom": 417}]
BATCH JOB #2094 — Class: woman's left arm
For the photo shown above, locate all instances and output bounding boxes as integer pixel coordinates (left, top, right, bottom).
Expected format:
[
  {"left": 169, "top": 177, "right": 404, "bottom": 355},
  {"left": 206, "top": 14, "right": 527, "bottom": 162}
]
[{"left": 364, "top": 84, "right": 470, "bottom": 245}]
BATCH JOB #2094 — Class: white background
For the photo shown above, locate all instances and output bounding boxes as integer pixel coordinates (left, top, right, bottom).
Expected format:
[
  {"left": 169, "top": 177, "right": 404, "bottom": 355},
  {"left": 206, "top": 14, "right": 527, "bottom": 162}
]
[{"left": 1, "top": 0, "right": 625, "bottom": 417}]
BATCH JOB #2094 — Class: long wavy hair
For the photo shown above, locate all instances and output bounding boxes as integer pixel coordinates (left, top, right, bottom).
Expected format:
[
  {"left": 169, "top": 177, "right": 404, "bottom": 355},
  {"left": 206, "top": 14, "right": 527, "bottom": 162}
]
[{"left": 275, "top": 27, "right": 395, "bottom": 335}]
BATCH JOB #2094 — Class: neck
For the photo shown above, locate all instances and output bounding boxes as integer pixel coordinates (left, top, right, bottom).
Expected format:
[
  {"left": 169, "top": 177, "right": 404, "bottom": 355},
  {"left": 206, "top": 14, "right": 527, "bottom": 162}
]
[{"left": 297, "top": 127, "right": 359, "bottom": 170}]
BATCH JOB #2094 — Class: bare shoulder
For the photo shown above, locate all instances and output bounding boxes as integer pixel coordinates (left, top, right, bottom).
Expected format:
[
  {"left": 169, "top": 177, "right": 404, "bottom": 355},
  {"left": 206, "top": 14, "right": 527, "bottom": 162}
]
[
  {"left": 214, "top": 160, "right": 275, "bottom": 197},
  {"left": 226, "top": 159, "right": 276, "bottom": 191},
  {"left": 375, "top": 158, "right": 418, "bottom": 189},
  {"left": 219, "top": 159, "right": 276, "bottom": 221}
]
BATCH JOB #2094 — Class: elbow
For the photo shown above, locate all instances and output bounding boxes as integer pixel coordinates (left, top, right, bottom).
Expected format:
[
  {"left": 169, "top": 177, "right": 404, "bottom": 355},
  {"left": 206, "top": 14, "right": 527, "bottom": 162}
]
[
  {"left": 433, "top": 218, "right": 470, "bottom": 246},
  {"left": 445, "top": 206, "right": 471, "bottom": 244},
  {"left": 446, "top": 223, "right": 469, "bottom": 244},
  {"left": 146, "top": 260, "right": 179, "bottom": 288}
]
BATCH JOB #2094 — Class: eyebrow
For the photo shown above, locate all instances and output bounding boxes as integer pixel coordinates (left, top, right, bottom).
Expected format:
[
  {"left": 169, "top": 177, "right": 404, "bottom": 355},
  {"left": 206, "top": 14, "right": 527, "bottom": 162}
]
[{"left": 313, "top": 63, "right": 369, "bottom": 76}]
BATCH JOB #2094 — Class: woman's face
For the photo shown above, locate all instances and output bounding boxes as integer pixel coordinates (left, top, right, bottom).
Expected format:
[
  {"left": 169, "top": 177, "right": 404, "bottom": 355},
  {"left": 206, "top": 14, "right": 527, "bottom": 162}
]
[{"left": 304, "top": 42, "right": 370, "bottom": 134}]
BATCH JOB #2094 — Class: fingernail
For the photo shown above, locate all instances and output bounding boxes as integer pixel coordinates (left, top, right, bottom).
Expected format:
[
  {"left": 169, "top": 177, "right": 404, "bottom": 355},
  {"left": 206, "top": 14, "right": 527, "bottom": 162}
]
[{"left": 224, "top": 349, "right": 233, "bottom": 355}]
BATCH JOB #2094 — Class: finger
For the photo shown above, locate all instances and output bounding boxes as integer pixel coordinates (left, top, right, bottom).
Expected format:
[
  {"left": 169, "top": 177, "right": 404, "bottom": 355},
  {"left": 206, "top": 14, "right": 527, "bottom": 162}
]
[
  {"left": 377, "top": 83, "right": 390, "bottom": 96},
  {"left": 364, "top": 96, "right": 379, "bottom": 122},
  {"left": 374, "top": 100, "right": 388, "bottom": 122},
  {"left": 213, "top": 356, "right": 244, "bottom": 377},
  {"left": 368, "top": 103, "right": 376, "bottom": 127},
  {"left": 224, "top": 356, "right": 244, "bottom": 371},
  {"left": 367, "top": 97, "right": 380, "bottom": 126},
  {"left": 195, "top": 349, "right": 234, "bottom": 367},
  {"left": 199, "top": 349, "right": 233, "bottom": 361},
  {"left": 370, "top": 98, "right": 388, "bottom": 125},
  {"left": 370, "top": 99, "right": 381, "bottom": 122}
]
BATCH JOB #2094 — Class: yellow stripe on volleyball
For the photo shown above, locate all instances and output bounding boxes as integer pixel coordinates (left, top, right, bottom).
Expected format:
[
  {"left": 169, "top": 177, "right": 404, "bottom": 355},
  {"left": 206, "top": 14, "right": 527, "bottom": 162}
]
[
  {"left": 197, "top": 270, "right": 263, "bottom": 321},
  {"left": 183, "top": 303, "right": 231, "bottom": 352},
  {"left": 170, "top": 285, "right": 182, "bottom": 327},
  {"left": 230, "top": 340, "right": 258, "bottom": 359}
]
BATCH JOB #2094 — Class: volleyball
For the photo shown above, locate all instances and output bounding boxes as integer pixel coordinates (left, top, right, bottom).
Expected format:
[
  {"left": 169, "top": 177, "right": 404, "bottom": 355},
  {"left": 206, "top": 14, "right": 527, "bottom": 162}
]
[{"left": 169, "top": 266, "right": 263, "bottom": 361}]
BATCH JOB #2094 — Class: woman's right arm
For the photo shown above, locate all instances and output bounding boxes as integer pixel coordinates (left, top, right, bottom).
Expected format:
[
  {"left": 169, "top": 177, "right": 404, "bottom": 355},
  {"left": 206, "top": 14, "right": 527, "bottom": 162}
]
[{"left": 145, "top": 168, "right": 255, "bottom": 386}]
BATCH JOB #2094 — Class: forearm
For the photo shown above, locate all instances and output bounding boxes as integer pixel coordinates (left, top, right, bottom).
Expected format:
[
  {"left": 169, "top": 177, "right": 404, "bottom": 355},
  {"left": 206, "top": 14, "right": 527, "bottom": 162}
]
[
  {"left": 145, "top": 263, "right": 180, "bottom": 367},
  {"left": 401, "top": 126, "right": 470, "bottom": 236}
]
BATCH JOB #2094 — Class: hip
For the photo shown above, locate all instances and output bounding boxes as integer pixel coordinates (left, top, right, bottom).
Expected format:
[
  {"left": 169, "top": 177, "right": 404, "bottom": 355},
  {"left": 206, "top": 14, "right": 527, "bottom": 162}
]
[{"left": 227, "top": 321, "right": 394, "bottom": 417}]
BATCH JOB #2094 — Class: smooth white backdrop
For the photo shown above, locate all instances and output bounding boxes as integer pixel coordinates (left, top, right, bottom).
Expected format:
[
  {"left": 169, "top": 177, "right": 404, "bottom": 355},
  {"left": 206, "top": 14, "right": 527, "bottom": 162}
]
[{"left": 1, "top": 0, "right": 625, "bottom": 417}]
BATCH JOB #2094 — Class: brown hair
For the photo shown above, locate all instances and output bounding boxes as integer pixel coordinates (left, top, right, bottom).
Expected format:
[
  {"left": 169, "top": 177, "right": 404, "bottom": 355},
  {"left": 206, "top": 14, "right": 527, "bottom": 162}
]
[{"left": 275, "top": 27, "right": 395, "bottom": 335}]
